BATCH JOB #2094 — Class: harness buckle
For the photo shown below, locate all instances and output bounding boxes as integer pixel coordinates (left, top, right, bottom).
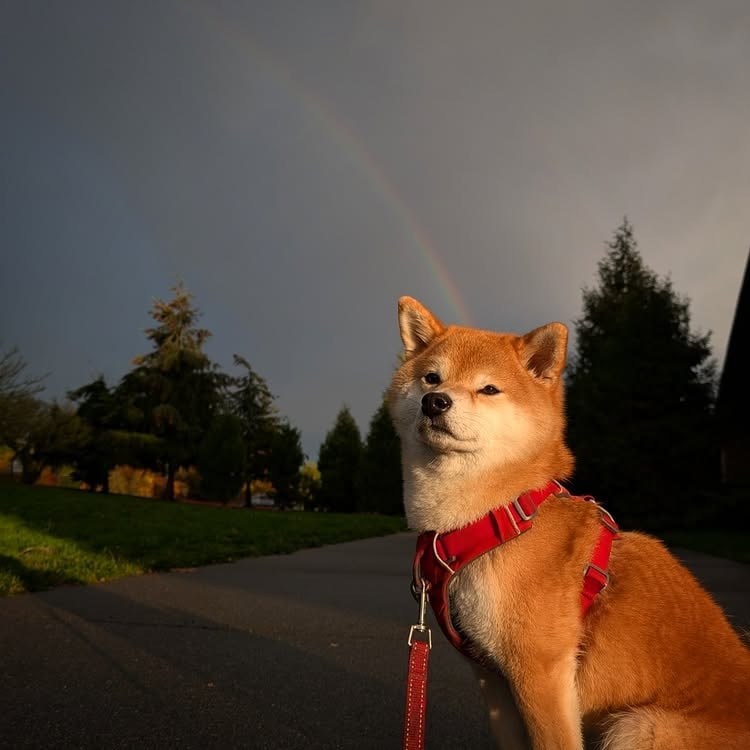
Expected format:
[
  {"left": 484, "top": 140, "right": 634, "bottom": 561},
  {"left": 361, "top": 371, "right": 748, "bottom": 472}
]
[
  {"left": 583, "top": 496, "right": 619, "bottom": 535},
  {"left": 512, "top": 495, "right": 537, "bottom": 522},
  {"left": 582, "top": 562, "right": 610, "bottom": 588},
  {"left": 598, "top": 507, "right": 619, "bottom": 535}
]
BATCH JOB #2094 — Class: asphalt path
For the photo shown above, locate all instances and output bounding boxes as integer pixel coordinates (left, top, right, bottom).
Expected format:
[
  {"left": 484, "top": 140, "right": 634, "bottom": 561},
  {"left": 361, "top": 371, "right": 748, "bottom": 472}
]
[{"left": 1, "top": 533, "right": 748, "bottom": 750}]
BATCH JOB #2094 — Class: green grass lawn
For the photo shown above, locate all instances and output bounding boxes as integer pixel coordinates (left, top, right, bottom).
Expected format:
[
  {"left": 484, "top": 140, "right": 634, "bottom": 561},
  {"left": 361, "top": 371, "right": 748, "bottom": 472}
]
[
  {"left": 0, "top": 481, "right": 406, "bottom": 596},
  {"left": 2, "top": 481, "right": 746, "bottom": 598}
]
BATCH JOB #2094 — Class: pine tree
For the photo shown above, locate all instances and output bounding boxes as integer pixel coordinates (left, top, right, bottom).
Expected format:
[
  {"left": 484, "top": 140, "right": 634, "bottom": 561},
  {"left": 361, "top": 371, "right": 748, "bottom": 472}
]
[
  {"left": 566, "top": 220, "right": 717, "bottom": 528},
  {"left": 268, "top": 421, "right": 304, "bottom": 509},
  {"left": 317, "top": 406, "right": 362, "bottom": 512},
  {"left": 197, "top": 414, "right": 246, "bottom": 504},
  {"left": 358, "top": 399, "right": 403, "bottom": 515},
  {"left": 68, "top": 377, "right": 119, "bottom": 492},
  {"left": 229, "top": 355, "right": 280, "bottom": 505},
  {"left": 127, "top": 281, "right": 222, "bottom": 500}
]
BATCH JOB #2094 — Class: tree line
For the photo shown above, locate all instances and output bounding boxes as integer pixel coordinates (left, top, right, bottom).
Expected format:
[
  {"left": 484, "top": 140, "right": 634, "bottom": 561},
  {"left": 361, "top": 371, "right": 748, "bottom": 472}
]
[
  {"left": 0, "top": 281, "right": 403, "bottom": 513},
  {"left": 0, "top": 220, "right": 731, "bottom": 527},
  {"left": 0, "top": 283, "right": 292, "bottom": 505}
]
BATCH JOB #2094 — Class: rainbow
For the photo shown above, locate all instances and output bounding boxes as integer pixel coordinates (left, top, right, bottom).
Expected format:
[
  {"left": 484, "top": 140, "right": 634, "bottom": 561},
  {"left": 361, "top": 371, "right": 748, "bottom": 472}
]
[{"left": 191, "top": 3, "right": 473, "bottom": 326}]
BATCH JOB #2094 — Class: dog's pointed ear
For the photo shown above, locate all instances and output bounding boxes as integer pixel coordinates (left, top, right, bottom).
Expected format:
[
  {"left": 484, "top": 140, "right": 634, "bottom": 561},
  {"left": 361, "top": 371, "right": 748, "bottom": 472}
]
[
  {"left": 519, "top": 322, "right": 568, "bottom": 382},
  {"left": 397, "top": 296, "right": 445, "bottom": 358}
]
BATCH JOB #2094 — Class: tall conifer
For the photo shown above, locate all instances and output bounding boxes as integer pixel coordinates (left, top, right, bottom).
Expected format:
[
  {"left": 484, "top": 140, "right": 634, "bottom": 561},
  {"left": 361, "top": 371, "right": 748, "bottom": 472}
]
[{"left": 566, "top": 220, "right": 717, "bottom": 527}]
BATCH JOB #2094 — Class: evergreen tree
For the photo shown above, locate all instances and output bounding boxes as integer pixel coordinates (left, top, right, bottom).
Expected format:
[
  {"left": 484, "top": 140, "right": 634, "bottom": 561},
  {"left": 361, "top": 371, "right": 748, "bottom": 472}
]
[
  {"left": 317, "top": 406, "right": 362, "bottom": 512},
  {"left": 127, "top": 281, "right": 223, "bottom": 500},
  {"left": 268, "top": 421, "right": 304, "bottom": 509},
  {"left": 229, "top": 355, "right": 280, "bottom": 505},
  {"left": 566, "top": 220, "right": 717, "bottom": 528},
  {"left": 68, "top": 376, "right": 160, "bottom": 492},
  {"left": 359, "top": 399, "right": 403, "bottom": 515},
  {"left": 197, "top": 414, "right": 246, "bottom": 504},
  {"left": 68, "top": 377, "right": 119, "bottom": 492}
]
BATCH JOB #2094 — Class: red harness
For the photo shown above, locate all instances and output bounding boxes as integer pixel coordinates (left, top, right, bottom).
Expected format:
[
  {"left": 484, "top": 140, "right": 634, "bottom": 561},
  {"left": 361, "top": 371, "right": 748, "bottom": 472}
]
[{"left": 411, "top": 481, "right": 620, "bottom": 655}]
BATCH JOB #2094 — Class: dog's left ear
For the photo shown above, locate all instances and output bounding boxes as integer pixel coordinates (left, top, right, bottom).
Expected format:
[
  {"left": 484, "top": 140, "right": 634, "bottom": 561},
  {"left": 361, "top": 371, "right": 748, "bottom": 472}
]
[
  {"left": 519, "top": 322, "right": 568, "bottom": 382},
  {"left": 397, "top": 296, "right": 445, "bottom": 359}
]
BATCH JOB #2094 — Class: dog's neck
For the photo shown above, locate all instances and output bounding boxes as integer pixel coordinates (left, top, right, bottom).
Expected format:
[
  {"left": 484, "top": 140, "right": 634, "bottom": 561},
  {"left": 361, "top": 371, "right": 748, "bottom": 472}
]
[{"left": 402, "top": 444, "right": 572, "bottom": 533}]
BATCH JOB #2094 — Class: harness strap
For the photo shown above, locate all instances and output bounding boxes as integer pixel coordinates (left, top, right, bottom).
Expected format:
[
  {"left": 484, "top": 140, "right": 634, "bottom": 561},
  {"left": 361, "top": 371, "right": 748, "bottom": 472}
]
[
  {"left": 413, "top": 486, "right": 620, "bottom": 652},
  {"left": 431, "top": 481, "right": 561, "bottom": 575},
  {"left": 581, "top": 505, "right": 619, "bottom": 614}
]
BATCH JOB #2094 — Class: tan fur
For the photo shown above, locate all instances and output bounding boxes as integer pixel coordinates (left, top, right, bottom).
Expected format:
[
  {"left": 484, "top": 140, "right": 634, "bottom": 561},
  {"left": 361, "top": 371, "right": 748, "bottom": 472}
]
[{"left": 388, "top": 296, "right": 750, "bottom": 750}]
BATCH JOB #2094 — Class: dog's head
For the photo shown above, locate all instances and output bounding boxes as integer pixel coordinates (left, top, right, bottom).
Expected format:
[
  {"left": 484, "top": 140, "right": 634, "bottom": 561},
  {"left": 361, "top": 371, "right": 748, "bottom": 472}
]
[{"left": 388, "top": 296, "right": 572, "bottom": 497}]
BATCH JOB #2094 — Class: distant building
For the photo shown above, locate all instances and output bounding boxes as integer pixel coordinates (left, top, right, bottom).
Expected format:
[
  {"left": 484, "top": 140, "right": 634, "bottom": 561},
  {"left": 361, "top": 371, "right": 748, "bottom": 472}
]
[
  {"left": 716, "top": 248, "right": 750, "bottom": 484},
  {"left": 250, "top": 493, "right": 277, "bottom": 508}
]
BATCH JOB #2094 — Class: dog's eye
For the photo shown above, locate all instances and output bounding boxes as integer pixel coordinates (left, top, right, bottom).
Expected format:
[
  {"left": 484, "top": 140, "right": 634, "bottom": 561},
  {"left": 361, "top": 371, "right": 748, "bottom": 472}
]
[
  {"left": 479, "top": 385, "right": 501, "bottom": 395},
  {"left": 424, "top": 372, "right": 441, "bottom": 385}
]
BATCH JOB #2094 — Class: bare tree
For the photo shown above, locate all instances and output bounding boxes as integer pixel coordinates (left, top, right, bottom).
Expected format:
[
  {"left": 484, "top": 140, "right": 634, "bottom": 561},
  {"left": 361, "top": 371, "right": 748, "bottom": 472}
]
[{"left": 0, "top": 344, "right": 47, "bottom": 459}]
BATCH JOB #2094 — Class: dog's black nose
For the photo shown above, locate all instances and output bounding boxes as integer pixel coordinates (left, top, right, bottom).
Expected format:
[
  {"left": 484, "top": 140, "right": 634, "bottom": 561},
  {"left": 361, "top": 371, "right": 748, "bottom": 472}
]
[{"left": 422, "top": 392, "right": 452, "bottom": 417}]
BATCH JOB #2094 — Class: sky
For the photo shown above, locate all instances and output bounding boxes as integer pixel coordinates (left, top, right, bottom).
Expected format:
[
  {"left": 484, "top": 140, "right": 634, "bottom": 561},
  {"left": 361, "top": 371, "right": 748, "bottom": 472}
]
[{"left": 2, "top": 1, "right": 748, "bottom": 460}]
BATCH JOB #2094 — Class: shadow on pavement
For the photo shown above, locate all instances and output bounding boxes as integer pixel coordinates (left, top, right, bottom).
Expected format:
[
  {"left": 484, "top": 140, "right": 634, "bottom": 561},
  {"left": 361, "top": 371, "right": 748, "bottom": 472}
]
[{"left": 0, "top": 538, "right": 489, "bottom": 749}]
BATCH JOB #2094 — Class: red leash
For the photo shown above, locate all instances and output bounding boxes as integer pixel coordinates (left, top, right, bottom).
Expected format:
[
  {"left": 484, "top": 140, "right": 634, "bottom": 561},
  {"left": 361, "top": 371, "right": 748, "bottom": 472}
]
[{"left": 403, "top": 582, "right": 431, "bottom": 750}]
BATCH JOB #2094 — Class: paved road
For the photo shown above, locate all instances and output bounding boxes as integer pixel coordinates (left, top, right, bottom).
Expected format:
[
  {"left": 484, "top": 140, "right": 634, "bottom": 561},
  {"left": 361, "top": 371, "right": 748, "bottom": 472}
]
[{"left": 1, "top": 534, "right": 748, "bottom": 750}]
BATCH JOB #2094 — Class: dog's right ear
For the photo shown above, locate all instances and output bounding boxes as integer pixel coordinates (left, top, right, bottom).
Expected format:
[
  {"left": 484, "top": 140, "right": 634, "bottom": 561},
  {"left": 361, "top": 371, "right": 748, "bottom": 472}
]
[
  {"left": 397, "top": 296, "right": 445, "bottom": 358},
  {"left": 519, "top": 322, "right": 568, "bottom": 383}
]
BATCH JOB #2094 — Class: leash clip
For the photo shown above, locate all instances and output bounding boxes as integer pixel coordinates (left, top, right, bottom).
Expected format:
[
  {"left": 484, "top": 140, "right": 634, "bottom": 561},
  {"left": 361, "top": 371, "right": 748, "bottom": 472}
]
[{"left": 407, "top": 581, "right": 432, "bottom": 649}]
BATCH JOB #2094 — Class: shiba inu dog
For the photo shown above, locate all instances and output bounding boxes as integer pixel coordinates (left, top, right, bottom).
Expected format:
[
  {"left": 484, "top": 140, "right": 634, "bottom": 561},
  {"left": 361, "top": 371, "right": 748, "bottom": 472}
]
[{"left": 388, "top": 296, "right": 750, "bottom": 750}]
